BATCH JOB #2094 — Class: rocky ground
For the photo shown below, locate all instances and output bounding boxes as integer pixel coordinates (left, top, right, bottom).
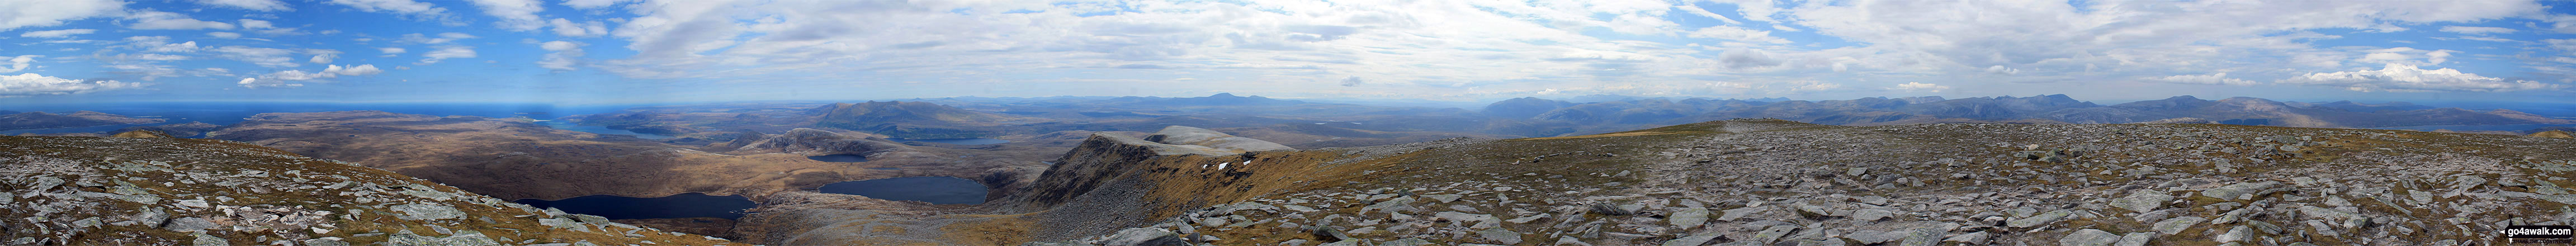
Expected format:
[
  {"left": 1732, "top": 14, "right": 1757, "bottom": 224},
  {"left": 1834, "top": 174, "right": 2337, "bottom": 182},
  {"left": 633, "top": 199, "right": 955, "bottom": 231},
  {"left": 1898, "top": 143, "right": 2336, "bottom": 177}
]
[
  {"left": 0, "top": 133, "right": 734, "bottom": 245},
  {"left": 987, "top": 119, "right": 2573, "bottom": 245}
]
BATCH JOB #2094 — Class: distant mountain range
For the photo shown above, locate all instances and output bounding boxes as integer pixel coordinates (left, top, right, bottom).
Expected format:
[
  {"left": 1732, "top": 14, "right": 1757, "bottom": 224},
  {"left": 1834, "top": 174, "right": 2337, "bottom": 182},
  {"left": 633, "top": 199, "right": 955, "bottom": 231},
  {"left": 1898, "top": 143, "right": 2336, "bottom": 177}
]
[
  {"left": 1481, "top": 94, "right": 2573, "bottom": 129},
  {"left": 0, "top": 111, "right": 166, "bottom": 131}
]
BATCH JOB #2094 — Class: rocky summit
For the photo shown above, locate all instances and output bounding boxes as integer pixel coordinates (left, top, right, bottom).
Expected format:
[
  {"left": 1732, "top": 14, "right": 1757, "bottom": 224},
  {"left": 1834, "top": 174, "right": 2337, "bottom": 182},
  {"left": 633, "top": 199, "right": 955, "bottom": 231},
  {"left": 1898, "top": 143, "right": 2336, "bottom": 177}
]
[
  {"left": 0, "top": 133, "right": 736, "bottom": 245},
  {"left": 863, "top": 119, "right": 2570, "bottom": 245}
]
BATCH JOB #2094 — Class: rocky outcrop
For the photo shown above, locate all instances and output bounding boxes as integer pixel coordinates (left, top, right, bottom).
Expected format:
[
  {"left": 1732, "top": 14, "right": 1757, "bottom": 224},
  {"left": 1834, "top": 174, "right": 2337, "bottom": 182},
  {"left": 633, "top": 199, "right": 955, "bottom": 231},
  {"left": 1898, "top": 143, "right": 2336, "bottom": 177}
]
[
  {"left": 0, "top": 135, "right": 738, "bottom": 245},
  {"left": 2531, "top": 130, "right": 2574, "bottom": 139}
]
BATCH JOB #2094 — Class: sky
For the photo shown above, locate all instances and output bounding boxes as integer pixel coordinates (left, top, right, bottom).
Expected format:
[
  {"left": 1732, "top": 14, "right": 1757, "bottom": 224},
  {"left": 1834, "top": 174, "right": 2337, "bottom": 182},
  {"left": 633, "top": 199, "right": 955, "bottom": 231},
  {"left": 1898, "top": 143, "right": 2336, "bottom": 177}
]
[{"left": 2, "top": 0, "right": 2575, "bottom": 106}]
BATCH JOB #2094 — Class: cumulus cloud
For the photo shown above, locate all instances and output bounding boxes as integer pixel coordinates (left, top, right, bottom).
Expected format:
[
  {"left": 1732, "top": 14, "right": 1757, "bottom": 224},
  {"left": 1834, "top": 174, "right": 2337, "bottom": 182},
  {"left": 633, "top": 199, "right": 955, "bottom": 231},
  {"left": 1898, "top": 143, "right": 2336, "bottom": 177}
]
[
  {"left": 1892, "top": 82, "right": 1949, "bottom": 92},
  {"left": 2438, "top": 26, "right": 2515, "bottom": 34},
  {"left": 19, "top": 29, "right": 95, "bottom": 38},
  {"left": 464, "top": 0, "right": 545, "bottom": 31},
  {"left": 306, "top": 49, "right": 343, "bottom": 64},
  {"left": 0, "top": 55, "right": 36, "bottom": 73},
  {"left": 1, "top": 73, "right": 144, "bottom": 96},
  {"left": 195, "top": 0, "right": 293, "bottom": 11},
  {"left": 2282, "top": 63, "right": 2562, "bottom": 92},
  {"left": 2144, "top": 73, "right": 2257, "bottom": 86},
  {"left": 378, "top": 47, "right": 407, "bottom": 57},
  {"left": 0, "top": 0, "right": 121, "bottom": 31},
  {"left": 126, "top": 11, "right": 239, "bottom": 30},
  {"left": 419, "top": 46, "right": 476, "bottom": 64},
  {"left": 537, "top": 41, "right": 583, "bottom": 71}
]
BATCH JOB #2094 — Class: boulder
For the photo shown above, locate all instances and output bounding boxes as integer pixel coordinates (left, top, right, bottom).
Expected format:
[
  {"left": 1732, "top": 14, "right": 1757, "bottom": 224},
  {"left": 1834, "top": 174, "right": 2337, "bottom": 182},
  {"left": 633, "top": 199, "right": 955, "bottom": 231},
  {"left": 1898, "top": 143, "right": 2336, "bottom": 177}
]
[
  {"left": 1100, "top": 228, "right": 1186, "bottom": 246},
  {"left": 2059, "top": 229, "right": 2119, "bottom": 246},
  {"left": 2111, "top": 191, "right": 2175, "bottom": 213}
]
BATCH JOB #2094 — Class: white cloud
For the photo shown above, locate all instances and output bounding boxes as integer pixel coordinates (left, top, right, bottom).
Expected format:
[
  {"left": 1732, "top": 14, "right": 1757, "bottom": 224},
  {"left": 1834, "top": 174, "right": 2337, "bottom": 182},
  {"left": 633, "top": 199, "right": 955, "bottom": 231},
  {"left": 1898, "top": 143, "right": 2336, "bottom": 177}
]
[
  {"left": 235, "top": 77, "right": 291, "bottom": 88},
  {"left": 465, "top": 0, "right": 546, "bottom": 31},
  {"left": 238, "top": 19, "right": 275, "bottom": 29},
  {"left": 1, "top": 73, "right": 144, "bottom": 96},
  {"left": 329, "top": 64, "right": 384, "bottom": 75},
  {"left": 2144, "top": 73, "right": 2256, "bottom": 86},
  {"left": 399, "top": 32, "right": 478, "bottom": 44},
  {"left": 306, "top": 49, "right": 343, "bottom": 64},
  {"left": 1686, "top": 25, "right": 1792, "bottom": 45},
  {"left": 326, "top": 0, "right": 456, "bottom": 23},
  {"left": 0, "top": 55, "right": 36, "bottom": 73},
  {"left": 126, "top": 11, "right": 239, "bottom": 30},
  {"left": 261, "top": 69, "right": 333, "bottom": 81},
  {"left": 1892, "top": 82, "right": 1949, "bottom": 92},
  {"left": 249, "top": 64, "right": 386, "bottom": 88},
  {"left": 124, "top": 36, "right": 202, "bottom": 53},
  {"left": 195, "top": 0, "right": 293, "bottom": 11},
  {"left": 1984, "top": 65, "right": 2019, "bottom": 75},
  {"left": 0, "top": 0, "right": 121, "bottom": 31},
  {"left": 2438, "top": 26, "right": 2515, "bottom": 35},
  {"left": 1339, "top": 76, "right": 1363, "bottom": 87},
  {"left": 561, "top": 0, "right": 632, "bottom": 9},
  {"left": 19, "top": 29, "right": 96, "bottom": 38},
  {"left": 419, "top": 46, "right": 476, "bottom": 64},
  {"left": 378, "top": 47, "right": 407, "bottom": 57},
  {"left": 206, "top": 32, "right": 243, "bottom": 39},
  {"left": 537, "top": 41, "right": 583, "bottom": 71},
  {"left": 2282, "top": 63, "right": 2562, "bottom": 92},
  {"left": 211, "top": 46, "right": 299, "bottom": 67},
  {"left": 547, "top": 18, "right": 607, "bottom": 37}
]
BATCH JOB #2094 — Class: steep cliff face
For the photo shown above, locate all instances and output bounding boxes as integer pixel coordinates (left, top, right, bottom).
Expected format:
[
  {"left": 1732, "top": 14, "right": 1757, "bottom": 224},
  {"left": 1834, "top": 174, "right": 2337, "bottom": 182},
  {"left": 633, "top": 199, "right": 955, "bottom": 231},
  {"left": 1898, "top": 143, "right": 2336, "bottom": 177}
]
[{"left": 0, "top": 135, "right": 737, "bottom": 245}]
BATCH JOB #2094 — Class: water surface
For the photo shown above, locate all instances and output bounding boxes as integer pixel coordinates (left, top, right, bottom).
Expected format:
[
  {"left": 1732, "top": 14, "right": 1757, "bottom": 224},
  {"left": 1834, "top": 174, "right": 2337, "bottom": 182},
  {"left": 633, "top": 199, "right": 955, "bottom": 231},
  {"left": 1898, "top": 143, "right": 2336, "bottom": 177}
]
[{"left": 816, "top": 177, "right": 989, "bottom": 205}]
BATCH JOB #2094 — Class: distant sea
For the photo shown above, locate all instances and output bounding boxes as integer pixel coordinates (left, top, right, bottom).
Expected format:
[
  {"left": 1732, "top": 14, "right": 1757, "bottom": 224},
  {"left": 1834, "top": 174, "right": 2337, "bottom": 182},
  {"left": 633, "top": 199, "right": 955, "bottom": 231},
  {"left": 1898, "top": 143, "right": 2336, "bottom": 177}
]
[{"left": 0, "top": 102, "right": 672, "bottom": 138}]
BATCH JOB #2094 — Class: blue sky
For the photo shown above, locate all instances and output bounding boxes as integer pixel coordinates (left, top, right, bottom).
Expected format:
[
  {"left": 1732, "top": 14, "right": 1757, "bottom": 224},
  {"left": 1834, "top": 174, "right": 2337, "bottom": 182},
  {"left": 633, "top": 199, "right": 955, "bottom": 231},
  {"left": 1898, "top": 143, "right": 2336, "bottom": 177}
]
[{"left": 2, "top": 0, "right": 2574, "bottom": 106}]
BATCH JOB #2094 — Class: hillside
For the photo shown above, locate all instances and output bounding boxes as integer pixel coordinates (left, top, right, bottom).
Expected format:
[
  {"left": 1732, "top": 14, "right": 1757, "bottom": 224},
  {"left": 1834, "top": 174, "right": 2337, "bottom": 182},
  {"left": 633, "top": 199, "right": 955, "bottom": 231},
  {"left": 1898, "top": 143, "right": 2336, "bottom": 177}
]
[
  {"left": 0, "top": 133, "right": 735, "bottom": 245},
  {"left": 739, "top": 119, "right": 2576, "bottom": 245}
]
